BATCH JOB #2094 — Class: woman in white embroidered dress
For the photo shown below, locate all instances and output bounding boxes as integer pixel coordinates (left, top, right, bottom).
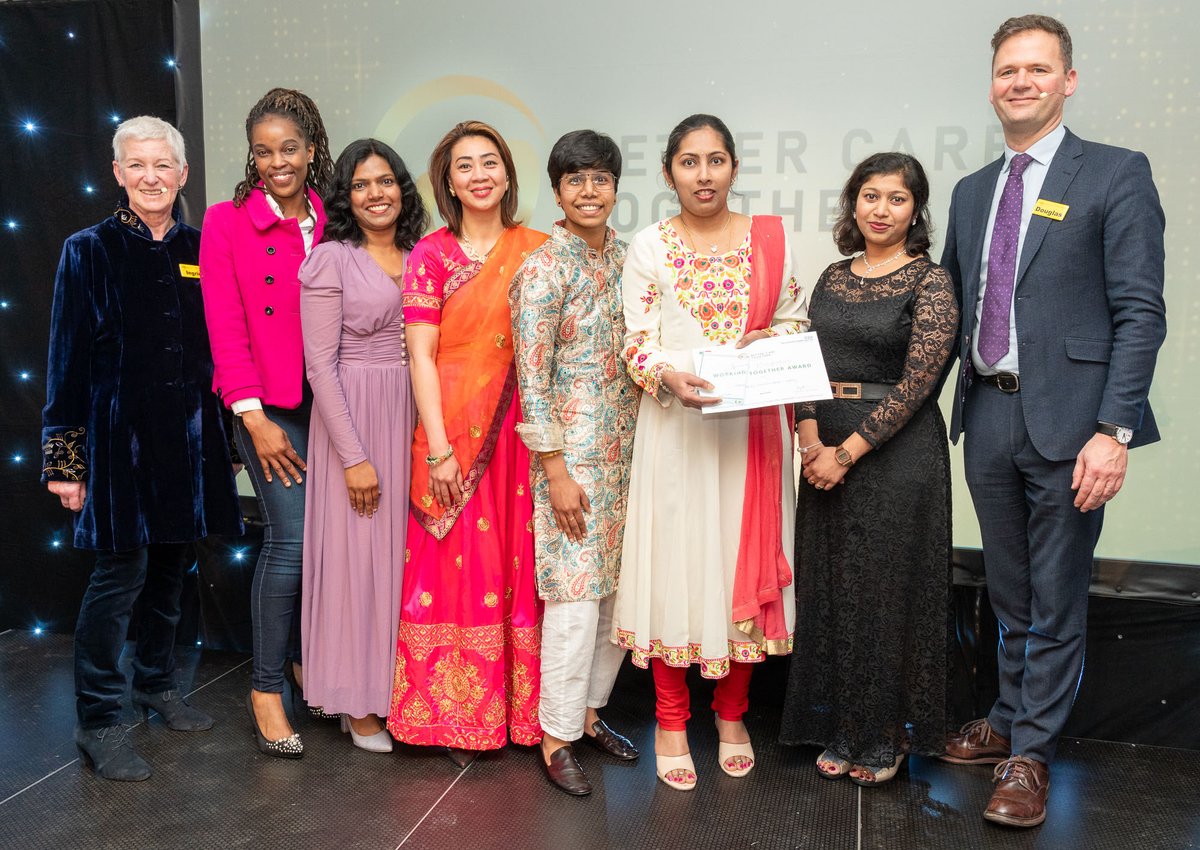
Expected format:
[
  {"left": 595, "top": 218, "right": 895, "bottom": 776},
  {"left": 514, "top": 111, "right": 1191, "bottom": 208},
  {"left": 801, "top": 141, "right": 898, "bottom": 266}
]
[{"left": 615, "top": 113, "right": 807, "bottom": 791}]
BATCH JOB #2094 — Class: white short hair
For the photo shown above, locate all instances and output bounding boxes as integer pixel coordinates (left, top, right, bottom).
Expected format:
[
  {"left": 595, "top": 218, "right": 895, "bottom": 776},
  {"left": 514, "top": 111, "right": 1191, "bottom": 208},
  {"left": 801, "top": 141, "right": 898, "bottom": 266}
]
[{"left": 112, "top": 116, "right": 187, "bottom": 171}]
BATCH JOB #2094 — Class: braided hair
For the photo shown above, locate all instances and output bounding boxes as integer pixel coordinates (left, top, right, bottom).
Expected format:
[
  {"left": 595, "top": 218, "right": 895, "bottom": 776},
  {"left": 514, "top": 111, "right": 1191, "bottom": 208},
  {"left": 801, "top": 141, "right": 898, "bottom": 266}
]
[{"left": 232, "top": 88, "right": 334, "bottom": 207}]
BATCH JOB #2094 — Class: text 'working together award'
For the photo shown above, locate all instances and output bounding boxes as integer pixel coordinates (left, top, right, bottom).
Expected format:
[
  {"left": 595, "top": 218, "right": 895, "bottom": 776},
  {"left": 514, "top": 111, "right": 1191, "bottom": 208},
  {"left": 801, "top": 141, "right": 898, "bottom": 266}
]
[{"left": 692, "top": 332, "right": 833, "bottom": 414}]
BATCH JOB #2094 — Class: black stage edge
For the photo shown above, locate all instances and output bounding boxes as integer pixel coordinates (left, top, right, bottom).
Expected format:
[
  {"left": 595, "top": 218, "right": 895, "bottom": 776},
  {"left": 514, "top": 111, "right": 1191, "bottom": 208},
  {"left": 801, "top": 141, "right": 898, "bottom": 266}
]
[{"left": 2, "top": 630, "right": 1198, "bottom": 850}]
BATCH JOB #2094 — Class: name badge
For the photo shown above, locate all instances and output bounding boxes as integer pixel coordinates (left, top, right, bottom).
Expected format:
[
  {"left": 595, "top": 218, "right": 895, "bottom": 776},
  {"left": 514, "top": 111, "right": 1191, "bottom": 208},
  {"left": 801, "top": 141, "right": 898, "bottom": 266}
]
[
  {"left": 178, "top": 263, "right": 201, "bottom": 278},
  {"left": 1033, "top": 200, "right": 1069, "bottom": 221}
]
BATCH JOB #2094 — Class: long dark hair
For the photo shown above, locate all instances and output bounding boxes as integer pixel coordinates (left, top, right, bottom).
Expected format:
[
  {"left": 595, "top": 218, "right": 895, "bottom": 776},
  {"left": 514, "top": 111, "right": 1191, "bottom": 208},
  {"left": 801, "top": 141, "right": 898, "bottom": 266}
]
[
  {"left": 321, "top": 139, "right": 429, "bottom": 251},
  {"left": 832, "top": 152, "right": 933, "bottom": 256},
  {"left": 232, "top": 88, "right": 334, "bottom": 207}
]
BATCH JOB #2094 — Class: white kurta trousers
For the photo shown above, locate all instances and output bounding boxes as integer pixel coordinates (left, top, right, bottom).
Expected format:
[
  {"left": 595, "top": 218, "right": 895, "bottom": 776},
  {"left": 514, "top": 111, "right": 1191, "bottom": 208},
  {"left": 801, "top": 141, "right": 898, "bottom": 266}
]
[{"left": 539, "top": 596, "right": 626, "bottom": 741}]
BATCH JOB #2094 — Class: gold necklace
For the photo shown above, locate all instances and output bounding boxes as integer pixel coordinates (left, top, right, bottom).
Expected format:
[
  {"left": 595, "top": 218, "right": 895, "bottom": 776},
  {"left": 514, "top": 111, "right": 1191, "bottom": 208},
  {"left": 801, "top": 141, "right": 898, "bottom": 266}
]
[
  {"left": 458, "top": 231, "right": 493, "bottom": 263},
  {"left": 679, "top": 211, "right": 732, "bottom": 255}
]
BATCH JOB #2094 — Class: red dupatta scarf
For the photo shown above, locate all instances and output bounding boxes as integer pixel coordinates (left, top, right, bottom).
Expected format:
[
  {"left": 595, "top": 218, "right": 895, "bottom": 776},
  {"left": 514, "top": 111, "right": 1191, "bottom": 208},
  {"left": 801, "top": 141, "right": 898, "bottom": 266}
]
[
  {"left": 731, "top": 215, "right": 794, "bottom": 653},
  {"left": 409, "top": 226, "right": 548, "bottom": 539}
]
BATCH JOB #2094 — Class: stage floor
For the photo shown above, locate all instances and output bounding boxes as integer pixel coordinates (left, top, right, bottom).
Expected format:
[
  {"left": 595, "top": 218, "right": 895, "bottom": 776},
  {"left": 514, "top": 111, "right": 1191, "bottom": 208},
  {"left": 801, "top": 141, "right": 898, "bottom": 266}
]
[{"left": 2, "top": 629, "right": 1198, "bottom": 850}]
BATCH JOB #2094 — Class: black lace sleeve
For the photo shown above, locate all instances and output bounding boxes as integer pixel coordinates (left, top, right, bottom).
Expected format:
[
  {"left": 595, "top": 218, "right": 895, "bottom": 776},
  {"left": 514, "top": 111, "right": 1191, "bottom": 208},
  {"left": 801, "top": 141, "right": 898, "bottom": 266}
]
[{"left": 856, "top": 264, "right": 958, "bottom": 447}]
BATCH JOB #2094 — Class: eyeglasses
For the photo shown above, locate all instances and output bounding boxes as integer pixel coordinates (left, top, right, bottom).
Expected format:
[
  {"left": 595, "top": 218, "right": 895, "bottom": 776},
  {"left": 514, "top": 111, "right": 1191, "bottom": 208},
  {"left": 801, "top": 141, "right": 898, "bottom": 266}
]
[{"left": 560, "top": 171, "right": 616, "bottom": 190}]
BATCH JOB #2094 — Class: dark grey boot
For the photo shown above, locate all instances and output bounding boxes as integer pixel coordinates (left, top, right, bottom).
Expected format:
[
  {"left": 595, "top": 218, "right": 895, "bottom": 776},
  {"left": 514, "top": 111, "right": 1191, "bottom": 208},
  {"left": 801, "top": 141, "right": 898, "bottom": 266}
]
[
  {"left": 75, "top": 724, "right": 152, "bottom": 781},
  {"left": 132, "top": 688, "right": 214, "bottom": 731}
]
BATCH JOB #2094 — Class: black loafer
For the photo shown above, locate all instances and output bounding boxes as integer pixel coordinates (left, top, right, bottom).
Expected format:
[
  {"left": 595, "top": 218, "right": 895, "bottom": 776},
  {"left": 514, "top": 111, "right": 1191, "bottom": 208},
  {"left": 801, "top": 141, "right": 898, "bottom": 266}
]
[
  {"left": 582, "top": 719, "right": 639, "bottom": 761},
  {"left": 542, "top": 745, "right": 592, "bottom": 795}
]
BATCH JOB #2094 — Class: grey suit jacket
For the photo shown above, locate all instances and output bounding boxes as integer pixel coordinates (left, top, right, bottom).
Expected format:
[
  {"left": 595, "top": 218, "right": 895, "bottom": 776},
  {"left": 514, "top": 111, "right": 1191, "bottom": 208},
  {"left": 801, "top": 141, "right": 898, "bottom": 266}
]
[{"left": 941, "top": 128, "right": 1167, "bottom": 462}]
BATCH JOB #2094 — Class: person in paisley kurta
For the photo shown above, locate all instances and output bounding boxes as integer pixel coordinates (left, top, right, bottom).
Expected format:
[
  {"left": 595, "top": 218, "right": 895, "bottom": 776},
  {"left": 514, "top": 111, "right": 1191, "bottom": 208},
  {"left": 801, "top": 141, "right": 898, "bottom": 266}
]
[
  {"left": 510, "top": 131, "right": 641, "bottom": 796},
  {"left": 386, "top": 122, "right": 547, "bottom": 765},
  {"left": 615, "top": 115, "right": 808, "bottom": 791}
]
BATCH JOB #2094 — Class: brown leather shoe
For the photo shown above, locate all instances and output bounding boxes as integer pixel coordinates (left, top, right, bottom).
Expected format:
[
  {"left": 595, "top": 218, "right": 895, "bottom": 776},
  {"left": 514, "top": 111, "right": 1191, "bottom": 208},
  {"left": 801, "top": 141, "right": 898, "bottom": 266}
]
[
  {"left": 542, "top": 745, "right": 592, "bottom": 796},
  {"left": 941, "top": 718, "right": 1011, "bottom": 765},
  {"left": 581, "top": 719, "right": 639, "bottom": 761},
  {"left": 984, "top": 756, "right": 1049, "bottom": 827}
]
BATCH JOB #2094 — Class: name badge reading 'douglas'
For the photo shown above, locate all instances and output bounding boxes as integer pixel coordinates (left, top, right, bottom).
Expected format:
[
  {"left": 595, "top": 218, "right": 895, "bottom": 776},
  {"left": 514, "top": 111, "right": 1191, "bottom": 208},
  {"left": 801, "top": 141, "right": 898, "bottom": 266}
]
[
  {"left": 178, "top": 264, "right": 200, "bottom": 278},
  {"left": 1033, "top": 200, "right": 1069, "bottom": 221}
]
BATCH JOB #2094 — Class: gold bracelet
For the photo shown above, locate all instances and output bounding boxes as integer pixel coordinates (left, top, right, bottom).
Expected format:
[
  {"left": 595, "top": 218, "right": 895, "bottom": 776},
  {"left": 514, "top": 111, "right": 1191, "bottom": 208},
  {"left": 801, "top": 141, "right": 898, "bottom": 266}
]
[
  {"left": 425, "top": 445, "right": 455, "bottom": 467},
  {"left": 539, "top": 450, "right": 563, "bottom": 461}
]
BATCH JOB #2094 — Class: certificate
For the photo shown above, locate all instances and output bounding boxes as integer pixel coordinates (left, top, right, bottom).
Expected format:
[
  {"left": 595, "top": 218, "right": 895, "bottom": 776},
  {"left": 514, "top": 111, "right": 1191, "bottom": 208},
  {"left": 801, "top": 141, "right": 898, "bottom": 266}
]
[{"left": 691, "top": 332, "right": 833, "bottom": 414}]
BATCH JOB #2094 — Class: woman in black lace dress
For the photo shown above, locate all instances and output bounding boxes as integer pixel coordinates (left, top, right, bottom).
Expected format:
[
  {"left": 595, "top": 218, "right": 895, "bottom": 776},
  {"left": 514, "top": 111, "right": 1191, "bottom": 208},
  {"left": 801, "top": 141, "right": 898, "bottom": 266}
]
[{"left": 779, "top": 152, "right": 958, "bottom": 786}]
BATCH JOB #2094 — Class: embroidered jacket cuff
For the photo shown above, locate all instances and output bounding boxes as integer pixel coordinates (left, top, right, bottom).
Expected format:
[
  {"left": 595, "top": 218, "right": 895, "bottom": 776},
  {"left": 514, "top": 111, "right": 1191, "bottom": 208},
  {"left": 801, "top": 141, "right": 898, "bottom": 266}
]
[{"left": 41, "top": 426, "right": 87, "bottom": 483}]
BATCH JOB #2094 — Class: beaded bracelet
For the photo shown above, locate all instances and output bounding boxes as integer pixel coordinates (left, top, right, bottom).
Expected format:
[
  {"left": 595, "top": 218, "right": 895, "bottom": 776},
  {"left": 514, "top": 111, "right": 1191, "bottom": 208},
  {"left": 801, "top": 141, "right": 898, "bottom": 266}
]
[{"left": 425, "top": 445, "right": 455, "bottom": 467}]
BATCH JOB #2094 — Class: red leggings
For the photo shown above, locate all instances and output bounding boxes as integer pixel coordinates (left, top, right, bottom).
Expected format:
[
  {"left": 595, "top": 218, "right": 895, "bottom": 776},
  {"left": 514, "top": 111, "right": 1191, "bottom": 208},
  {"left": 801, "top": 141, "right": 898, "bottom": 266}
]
[{"left": 651, "top": 659, "right": 754, "bottom": 731}]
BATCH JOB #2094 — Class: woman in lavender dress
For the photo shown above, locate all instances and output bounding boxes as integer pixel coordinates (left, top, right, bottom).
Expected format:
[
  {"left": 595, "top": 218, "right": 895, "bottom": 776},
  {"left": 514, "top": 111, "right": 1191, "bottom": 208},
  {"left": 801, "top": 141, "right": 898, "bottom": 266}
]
[{"left": 299, "top": 139, "right": 429, "bottom": 751}]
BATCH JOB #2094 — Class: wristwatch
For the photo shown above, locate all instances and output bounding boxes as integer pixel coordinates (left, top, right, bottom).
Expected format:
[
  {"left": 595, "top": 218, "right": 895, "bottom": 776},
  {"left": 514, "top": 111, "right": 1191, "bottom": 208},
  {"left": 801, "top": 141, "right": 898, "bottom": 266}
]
[
  {"left": 1096, "top": 422, "right": 1133, "bottom": 445},
  {"left": 834, "top": 446, "right": 856, "bottom": 467}
]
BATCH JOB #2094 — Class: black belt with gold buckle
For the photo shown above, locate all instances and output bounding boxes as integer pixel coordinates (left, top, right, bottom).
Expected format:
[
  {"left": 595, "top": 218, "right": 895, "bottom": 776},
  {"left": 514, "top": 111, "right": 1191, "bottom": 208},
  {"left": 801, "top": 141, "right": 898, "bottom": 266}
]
[
  {"left": 978, "top": 372, "right": 1020, "bottom": 393},
  {"left": 829, "top": 381, "right": 893, "bottom": 401}
]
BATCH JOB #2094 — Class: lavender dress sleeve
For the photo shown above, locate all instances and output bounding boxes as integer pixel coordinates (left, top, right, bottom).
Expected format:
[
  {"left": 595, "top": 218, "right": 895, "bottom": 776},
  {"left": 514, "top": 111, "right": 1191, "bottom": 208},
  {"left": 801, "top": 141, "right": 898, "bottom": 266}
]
[{"left": 300, "top": 243, "right": 368, "bottom": 469}]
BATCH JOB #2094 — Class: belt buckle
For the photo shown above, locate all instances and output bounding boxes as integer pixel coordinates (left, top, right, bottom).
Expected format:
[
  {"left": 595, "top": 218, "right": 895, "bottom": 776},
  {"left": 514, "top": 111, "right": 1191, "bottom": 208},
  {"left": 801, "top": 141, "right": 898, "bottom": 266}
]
[
  {"left": 831, "top": 382, "right": 862, "bottom": 400},
  {"left": 996, "top": 373, "right": 1020, "bottom": 393}
]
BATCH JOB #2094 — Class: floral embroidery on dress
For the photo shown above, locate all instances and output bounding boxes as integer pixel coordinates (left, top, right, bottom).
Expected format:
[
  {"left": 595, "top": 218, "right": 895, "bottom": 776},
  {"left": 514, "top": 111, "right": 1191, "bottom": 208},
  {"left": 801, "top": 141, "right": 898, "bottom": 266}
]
[
  {"left": 639, "top": 278, "right": 659, "bottom": 314},
  {"left": 429, "top": 648, "right": 487, "bottom": 723},
  {"left": 660, "top": 221, "right": 753, "bottom": 346},
  {"left": 401, "top": 691, "right": 433, "bottom": 727},
  {"left": 615, "top": 627, "right": 794, "bottom": 679},
  {"left": 623, "top": 332, "right": 670, "bottom": 397}
]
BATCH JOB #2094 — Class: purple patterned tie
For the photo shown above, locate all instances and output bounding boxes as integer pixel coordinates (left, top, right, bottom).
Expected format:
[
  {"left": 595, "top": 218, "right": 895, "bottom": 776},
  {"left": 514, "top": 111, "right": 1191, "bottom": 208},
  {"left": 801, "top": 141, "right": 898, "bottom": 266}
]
[{"left": 978, "top": 152, "right": 1034, "bottom": 367}]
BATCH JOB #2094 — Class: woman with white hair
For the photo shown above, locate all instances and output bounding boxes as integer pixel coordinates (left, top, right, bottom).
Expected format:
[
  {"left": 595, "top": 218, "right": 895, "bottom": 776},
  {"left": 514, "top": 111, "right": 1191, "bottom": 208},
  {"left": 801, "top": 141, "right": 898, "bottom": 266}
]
[{"left": 41, "top": 115, "right": 242, "bottom": 781}]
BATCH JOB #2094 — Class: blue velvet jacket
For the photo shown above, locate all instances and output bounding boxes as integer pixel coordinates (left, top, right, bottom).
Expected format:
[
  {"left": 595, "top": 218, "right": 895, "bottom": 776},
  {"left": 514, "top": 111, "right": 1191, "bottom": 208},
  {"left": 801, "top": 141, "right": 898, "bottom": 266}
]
[{"left": 41, "top": 203, "right": 243, "bottom": 551}]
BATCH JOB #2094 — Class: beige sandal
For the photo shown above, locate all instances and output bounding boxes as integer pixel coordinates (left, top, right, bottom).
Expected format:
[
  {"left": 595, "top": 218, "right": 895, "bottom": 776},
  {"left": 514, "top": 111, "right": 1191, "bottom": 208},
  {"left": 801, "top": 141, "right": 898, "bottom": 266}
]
[
  {"left": 816, "top": 748, "right": 852, "bottom": 780},
  {"left": 656, "top": 752, "right": 698, "bottom": 791},
  {"left": 850, "top": 753, "right": 906, "bottom": 786},
  {"left": 718, "top": 739, "right": 755, "bottom": 777}
]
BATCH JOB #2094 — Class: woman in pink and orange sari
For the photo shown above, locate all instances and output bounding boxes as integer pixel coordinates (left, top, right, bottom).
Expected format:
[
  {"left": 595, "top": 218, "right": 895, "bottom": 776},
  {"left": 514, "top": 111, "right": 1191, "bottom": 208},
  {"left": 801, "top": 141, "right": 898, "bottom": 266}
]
[{"left": 386, "top": 121, "right": 547, "bottom": 765}]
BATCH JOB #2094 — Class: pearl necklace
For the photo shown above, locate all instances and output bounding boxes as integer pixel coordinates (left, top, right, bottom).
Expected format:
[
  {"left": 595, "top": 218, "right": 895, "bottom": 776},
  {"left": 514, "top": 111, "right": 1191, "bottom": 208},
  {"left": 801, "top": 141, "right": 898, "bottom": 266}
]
[
  {"left": 679, "top": 211, "right": 732, "bottom": 255},
  {"left": 858, "top": 247, "right": 908, "bottom": 283}
]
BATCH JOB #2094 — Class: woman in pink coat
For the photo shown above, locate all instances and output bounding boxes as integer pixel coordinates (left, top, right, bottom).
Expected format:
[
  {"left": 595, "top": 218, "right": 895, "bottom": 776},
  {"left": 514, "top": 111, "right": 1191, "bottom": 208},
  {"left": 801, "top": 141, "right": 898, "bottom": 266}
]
[{"left": 200, "top": 88, "right": 333, "bottom": 758}]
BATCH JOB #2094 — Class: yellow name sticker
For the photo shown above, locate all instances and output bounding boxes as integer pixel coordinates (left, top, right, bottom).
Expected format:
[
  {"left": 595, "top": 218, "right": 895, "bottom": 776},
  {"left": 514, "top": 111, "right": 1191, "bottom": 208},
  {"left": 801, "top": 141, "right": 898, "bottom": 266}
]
[
  {"left": 178, "top": 263, "right": 200, "bottom": 279},
  {"left": 1033, "top": 200, "right": 1069, "bottom": 221}
]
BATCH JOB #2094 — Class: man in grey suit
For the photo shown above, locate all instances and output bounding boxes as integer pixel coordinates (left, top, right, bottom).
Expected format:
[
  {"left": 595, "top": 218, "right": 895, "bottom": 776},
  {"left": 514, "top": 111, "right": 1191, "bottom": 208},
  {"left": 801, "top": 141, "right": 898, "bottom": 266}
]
[{"left": 939, "top": 14, "right": 1166, "bottom": 828}]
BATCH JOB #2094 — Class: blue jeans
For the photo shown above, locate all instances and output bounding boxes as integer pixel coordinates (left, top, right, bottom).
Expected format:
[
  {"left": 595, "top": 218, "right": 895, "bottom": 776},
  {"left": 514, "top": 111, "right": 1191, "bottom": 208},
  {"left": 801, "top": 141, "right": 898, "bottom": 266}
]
[
  {"left": 75, "top": 543, "right": 195, "bottom": 729},
  {"left": 234, "top": 398, "right": 311, "bottom": 693}
]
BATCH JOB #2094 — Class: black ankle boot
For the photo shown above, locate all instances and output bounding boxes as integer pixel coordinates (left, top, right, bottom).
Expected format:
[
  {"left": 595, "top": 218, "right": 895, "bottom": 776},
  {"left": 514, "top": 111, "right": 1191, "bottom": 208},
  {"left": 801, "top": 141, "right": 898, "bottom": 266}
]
[
  {"left": 132, "top": 688, "right": 214, "bottom": 732},
  {"left": 75, "top": 724, "right": 152, "bottom": 781}
]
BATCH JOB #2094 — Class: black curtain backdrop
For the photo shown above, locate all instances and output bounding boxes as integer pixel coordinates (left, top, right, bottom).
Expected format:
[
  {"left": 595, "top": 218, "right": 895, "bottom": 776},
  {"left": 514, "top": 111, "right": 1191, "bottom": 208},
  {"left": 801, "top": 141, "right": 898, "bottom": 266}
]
[{"left": 0, "top": 0, "right": 218, "bottom": 639}]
